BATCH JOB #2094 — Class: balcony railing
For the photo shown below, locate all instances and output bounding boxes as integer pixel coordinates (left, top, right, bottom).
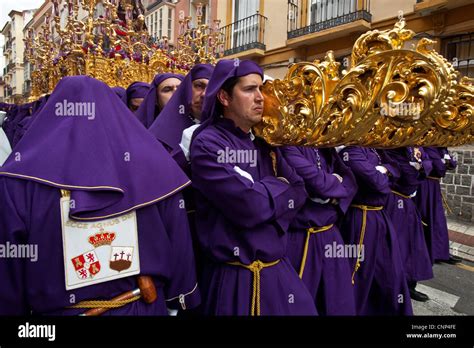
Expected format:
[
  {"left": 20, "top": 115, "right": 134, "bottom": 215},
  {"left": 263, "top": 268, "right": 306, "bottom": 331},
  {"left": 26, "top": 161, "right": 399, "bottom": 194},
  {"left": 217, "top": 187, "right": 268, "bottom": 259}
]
[
  {"left": 443, "top": 33, "right": 474, "bottom": 78},
  {"left": 221, "top": 13, "right": 268, "bottom": 56},
  {"left": 288, "top": 0, "right": 371, "bottom": 40}
]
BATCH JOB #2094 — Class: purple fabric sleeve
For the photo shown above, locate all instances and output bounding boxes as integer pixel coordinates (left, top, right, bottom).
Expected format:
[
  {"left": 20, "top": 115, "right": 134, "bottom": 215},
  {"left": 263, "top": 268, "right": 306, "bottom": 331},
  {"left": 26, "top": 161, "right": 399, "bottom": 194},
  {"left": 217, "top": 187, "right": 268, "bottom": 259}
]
[
  {"left": 190, "top": 136, "right": 306, "bottom": 231},
  {"left": 340, "top": 147, "right": 391, "bottom": 194}
]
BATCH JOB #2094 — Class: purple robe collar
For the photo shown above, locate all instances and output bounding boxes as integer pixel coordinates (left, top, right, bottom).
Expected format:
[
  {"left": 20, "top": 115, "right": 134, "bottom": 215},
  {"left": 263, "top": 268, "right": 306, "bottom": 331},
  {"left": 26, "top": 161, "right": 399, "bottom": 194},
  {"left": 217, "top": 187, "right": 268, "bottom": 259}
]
[
  {"left": 135, "top": 73, "right": 184, "bottom": 128},
  {"left": 216, "top": 117, "right": 256, "bottom": 140},
  {"left": 0, "top": 76, "right": 190, "bottom": 220},
  {"left": 149, "top": 64, "right": 214, "bottom": 151}
]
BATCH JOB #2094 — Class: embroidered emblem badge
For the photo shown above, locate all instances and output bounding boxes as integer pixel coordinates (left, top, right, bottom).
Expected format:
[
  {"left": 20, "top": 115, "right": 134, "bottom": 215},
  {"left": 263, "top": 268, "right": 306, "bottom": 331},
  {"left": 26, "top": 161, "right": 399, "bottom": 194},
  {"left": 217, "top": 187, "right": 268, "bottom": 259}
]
[
  {"left": 110, "top": 247, "right": 134, "bottom": 272},
  {"left": 71, "top": 250, "right": 101, "bottom": 279},
  {"left": 88, "top": 228, "right": 116, "bottom": 248}
]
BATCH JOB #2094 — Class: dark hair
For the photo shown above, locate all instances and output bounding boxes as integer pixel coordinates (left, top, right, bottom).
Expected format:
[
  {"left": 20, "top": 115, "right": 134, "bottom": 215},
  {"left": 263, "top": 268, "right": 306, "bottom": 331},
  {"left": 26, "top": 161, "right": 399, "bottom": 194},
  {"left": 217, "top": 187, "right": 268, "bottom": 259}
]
[
  {"left": 221, "top": 76, "right": 241, "bottom": 97},
  {"left": 214, "top": 76, "right": 241, "bottom": 117}
]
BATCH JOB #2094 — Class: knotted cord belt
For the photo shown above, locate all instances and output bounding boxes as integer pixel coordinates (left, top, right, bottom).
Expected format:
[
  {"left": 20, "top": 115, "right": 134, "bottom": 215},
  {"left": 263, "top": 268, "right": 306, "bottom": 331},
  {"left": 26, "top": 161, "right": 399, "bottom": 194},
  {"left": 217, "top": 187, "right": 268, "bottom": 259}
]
[
  {"left": 350, "top": 204, "right": 383, "bottom": 285},
  {"left": 299, "top": 224, "right": 334, "bottom": 278},
  {"left": 227, "top": 259, "right": 280, "bottom": 316},
  {"left": 392, "top": 190, "right": 430, "bottom": 226},
  {"left": 391, "top": 190, "right": 411, "bottom": 199},
  {"left": 427, "top": 176, "right": 454, "bottom": 215},
  {"left": 427, "top": 176, "right": 441, "bottom": 181},
  {"left": 69, "top": 295, "right": 141, "bottom": 309}
]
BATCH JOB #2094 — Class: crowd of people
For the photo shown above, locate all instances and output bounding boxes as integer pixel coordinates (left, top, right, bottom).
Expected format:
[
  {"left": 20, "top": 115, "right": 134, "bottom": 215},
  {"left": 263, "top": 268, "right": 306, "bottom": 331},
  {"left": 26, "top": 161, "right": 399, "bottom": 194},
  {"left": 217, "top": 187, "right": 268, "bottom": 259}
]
[{"left": 0, "top": 59, "right": 461, "bottom": 316}]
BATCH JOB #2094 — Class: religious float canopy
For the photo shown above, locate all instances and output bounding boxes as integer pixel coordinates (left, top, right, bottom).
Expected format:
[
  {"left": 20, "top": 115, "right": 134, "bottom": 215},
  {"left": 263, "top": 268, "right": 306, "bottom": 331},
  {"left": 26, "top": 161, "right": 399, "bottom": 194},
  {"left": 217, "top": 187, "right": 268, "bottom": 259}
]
[
  {"left": 25, "top": 1, "right": 473, "bottom": 147},
  {"left": 24, "top": 0, "right": 224, "bottom": 98}
]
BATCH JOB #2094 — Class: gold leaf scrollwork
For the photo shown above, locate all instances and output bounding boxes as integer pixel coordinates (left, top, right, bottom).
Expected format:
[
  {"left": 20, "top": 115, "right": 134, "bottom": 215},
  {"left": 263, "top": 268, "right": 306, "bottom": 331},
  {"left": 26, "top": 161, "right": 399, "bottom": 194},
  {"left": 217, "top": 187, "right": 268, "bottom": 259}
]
[{"left": 255, "top": 20, "right": 473, "bottom": 147}]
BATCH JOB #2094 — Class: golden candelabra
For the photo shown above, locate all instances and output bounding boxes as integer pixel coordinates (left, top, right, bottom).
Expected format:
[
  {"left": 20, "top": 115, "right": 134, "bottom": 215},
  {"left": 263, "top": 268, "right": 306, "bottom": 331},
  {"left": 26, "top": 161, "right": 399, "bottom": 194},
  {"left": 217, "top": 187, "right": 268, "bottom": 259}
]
[
  {"left": 173, "top": 2, "right": 224, "bottom": 67},
  {"left": 254, "top": 20, "right": 473, "bottom": 147},
  {"left": 24, "top": 0, "right": 224, "bottom": 99}
]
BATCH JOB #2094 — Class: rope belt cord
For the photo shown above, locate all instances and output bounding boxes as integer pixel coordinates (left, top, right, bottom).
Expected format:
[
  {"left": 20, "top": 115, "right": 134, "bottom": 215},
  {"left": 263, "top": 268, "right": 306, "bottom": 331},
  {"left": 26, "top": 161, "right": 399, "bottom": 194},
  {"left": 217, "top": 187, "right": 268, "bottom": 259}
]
[
  {"left": 68, "top": 295, "right": 141, "bottom": 309},
  {"left": 392, "top": 190, "right": 429, "bottom": 227},
  {"left": 299, "top": 224, "right": 334, "bottom": 279},
  {"left": 427, "top": 176, "right": 454, "bottom": 216},
  {"left": 227, "top": 259, "right": 280, "bottom": 316},
  {"left": 427, "top": 176, "right": 441, "bottom": 181},
  {"left": 349, "top": 204, "right": 383, "bottom": 285},
  {"left": 391, "top": 190, "right": 411, "bottom": 199},
  {"left": 441, "top": 191, "right": 454, "bottom": 215}
]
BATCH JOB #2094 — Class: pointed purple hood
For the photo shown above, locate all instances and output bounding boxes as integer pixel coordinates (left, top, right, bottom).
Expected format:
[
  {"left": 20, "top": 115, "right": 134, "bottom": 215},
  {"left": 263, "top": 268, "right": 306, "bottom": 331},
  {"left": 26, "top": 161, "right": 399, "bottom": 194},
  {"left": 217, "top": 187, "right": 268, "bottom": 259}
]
[{"left": 0, "top": 76, "right": 190, "bottom": 220}]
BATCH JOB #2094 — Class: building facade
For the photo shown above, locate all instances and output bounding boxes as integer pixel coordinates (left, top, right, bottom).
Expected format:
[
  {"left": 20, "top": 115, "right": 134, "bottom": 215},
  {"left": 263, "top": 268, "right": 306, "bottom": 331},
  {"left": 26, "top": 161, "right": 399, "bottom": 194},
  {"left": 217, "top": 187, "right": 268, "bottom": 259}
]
[
  {"left": 22, "top": 0, "right": 53, "bottom": 100},
  {"left": 214, "top": 0, "right": 474, "bottom": 79},
  {"left": 174, "top": 0, "right": 218, "bottom": 40},
  {"left": 145, "top": 0, "right": 177, "bottom": 44},
  {"left": 143, "top": 0, "right": 218, "bottom": 46},
  {"left": 3, "top": 0, "right": 473, "bottom": 101},
  {"left": 0, "top": 76, "right": 5, "bottom": 103},
  {"left": 1, "top": 10, "right": 35, "bottom": 104}
]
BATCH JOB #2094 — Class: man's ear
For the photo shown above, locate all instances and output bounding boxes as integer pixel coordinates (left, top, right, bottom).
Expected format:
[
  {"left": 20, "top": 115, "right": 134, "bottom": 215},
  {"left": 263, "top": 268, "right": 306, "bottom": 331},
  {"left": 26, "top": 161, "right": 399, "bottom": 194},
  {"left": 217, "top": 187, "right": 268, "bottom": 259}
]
[{"left": 217, "top": 89, "right": 231, "bottom": 107}]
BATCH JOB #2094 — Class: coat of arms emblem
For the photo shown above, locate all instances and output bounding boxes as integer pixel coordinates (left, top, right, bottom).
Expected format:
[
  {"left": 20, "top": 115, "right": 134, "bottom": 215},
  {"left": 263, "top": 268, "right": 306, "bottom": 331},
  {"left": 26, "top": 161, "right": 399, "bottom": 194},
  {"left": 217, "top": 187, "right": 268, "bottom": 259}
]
[{"left": 71, "top": 250, "right": 101, "bottom": 279}]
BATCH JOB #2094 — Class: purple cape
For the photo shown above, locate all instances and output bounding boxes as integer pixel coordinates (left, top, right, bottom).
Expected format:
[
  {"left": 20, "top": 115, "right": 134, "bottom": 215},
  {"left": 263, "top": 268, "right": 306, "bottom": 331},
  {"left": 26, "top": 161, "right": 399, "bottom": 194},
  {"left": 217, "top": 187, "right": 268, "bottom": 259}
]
[
  {"left": 0, "top": 177, "right": 201, "bottom": 315},
  {"left": 0, "top": 76, "right": 190, "bottom": 220},
  {"left": 11, "top": 96, "right": 50, "bottom": 149},
  {"left": 125, "top": 81, "right": 151, "bottom": 106},
  {"left": 2, "top": 104, "right": 32, "bottom": 147},
  {"left": 1, "top": 105, "right": 18, "bottom": 146},
  {"left": 135, "top": 73, "right": 184, "bottom": 128},
  {"left": 12, "top": 116, "right": 33, "bottom": 148},
  {"left": 149, "top": 64, "right": 214, "bottom": 153},
  {"left": 0, "top": 102, "right": 14, "bottom": 111},
  {"left": 111, "top": 86, "right": 127, "bottom": 104}
]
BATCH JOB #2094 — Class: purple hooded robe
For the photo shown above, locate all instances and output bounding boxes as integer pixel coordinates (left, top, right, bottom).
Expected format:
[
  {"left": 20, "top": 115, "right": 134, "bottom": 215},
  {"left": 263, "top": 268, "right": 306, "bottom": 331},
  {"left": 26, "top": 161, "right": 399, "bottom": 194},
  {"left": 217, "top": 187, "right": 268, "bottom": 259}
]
[
  {"left": 338, "top": 146, "right": 413, "bottom": 315},
  {"left": 0, "top": 76, "right": 200, "bottom": 315},
  {"left": 189, "top": 59, "right": 317, "bottom": 316}
]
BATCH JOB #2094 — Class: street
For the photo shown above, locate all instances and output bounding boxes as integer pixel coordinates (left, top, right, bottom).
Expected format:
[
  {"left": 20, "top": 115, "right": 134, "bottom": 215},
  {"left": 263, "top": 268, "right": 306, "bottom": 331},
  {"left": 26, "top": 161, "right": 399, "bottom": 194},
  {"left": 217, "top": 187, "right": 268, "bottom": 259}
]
[{"left": 414, "top": 260, "right": 474, "bottom": 315}]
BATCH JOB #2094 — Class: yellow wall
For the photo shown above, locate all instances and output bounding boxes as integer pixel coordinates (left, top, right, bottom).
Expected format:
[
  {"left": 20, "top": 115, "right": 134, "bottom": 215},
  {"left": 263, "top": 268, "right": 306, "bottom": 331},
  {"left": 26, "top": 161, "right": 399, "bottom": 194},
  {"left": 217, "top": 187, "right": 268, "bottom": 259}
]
[
  {"left": 221, "top": 0, "right": 230, "bottom": 25},
  {"left": 215, "top": 0, "right": 474, "bottom": 77},
  {"left": 263, "top": 0, "right": 289, "bottom": 51},
  {"left": 264, "top": 65, "right": 290, "bottom": 80},
  {"left": 370, "top": 0, "right": 415, "bottom": 23}
]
